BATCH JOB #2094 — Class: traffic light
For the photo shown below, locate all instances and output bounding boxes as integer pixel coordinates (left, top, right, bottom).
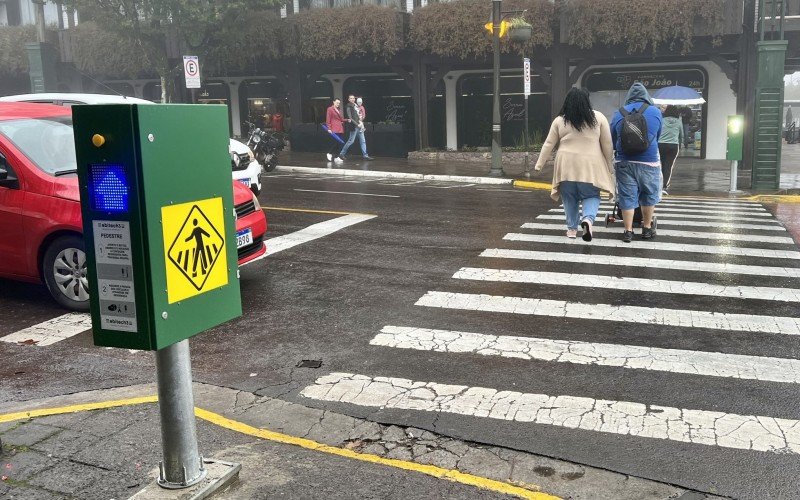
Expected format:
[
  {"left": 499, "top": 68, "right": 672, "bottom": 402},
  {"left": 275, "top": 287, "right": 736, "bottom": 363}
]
[{"left": 726, "top": 115, "right": 744, "bottom": 161}]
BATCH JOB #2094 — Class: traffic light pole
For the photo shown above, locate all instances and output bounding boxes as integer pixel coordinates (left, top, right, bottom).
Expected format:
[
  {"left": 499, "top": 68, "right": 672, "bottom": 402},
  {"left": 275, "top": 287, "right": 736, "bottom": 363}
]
[{"left": 489, "top": 0, "right": 503, "bottom": 177}]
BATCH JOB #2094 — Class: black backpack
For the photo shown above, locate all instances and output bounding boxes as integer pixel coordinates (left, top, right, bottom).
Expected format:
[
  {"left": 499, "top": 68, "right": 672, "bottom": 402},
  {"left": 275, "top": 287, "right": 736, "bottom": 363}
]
[{"left": 618, "top": 103, "right": 650, "bottom": 155}]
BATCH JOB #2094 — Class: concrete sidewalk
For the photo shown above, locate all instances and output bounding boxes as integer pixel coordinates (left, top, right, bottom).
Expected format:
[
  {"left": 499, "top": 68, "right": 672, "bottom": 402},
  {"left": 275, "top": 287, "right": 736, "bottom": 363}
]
[
  {"left": 0, "top": 383, "right": 717, "bottom": 500},
  {"left": 276, "top": 146, "right": 800, "bottom": 195}
]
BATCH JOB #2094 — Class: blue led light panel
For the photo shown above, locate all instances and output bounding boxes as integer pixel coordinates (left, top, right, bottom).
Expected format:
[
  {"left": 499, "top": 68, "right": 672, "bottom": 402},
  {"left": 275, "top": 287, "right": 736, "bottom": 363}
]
[{"left": 89, "top": 164, "right": 129, "bottom": 213}]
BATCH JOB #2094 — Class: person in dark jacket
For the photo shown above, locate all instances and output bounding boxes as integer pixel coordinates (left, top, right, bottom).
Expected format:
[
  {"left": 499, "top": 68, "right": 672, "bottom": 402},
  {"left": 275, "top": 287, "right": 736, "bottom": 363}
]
[
  {"left": 658, "top": 105, "right": 684, "bottom": 195},
  {"left": 339, "top": 95, "right": 373, "bottom": 160},
  {"left": 610, "top": 82, "right": 663, "bottom": 243}
]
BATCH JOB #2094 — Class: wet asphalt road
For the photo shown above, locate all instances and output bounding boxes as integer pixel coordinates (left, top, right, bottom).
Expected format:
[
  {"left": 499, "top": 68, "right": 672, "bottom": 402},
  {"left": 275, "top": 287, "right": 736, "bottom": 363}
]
[{"left": 2, "top": 172, "right": 800, "bottom": 499}]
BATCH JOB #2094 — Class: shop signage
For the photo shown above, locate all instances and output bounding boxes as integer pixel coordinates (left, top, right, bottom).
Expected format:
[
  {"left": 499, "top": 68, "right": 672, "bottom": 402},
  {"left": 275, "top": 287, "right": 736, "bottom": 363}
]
[{"left": 584, "top": 68, "right": 705, "bottom": 93}]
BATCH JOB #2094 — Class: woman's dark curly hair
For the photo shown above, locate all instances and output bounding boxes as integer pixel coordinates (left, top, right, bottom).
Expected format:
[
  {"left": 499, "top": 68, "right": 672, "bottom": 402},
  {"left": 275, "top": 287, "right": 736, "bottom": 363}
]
[
  {"left": 663, "top": 105, "right": 681, "bottom": 118},
  {"left": 559, "top": 87, "right": 597, "bottom": 131}
]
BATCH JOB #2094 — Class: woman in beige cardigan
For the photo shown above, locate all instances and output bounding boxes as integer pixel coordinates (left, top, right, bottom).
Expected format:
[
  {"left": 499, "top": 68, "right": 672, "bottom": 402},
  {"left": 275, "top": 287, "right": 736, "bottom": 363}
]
[{"left": 534, "top": 88, "right": 615, "bottom": 241}]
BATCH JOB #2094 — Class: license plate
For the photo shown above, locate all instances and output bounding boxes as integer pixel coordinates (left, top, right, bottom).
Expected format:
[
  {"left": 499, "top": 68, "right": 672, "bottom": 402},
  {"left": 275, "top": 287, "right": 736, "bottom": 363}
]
[
  {"left": 238, "top": 178, "right": 250, "bottom": 186},
  {"left": 236, "top": 229, "right": 253, "bottom": 249}
]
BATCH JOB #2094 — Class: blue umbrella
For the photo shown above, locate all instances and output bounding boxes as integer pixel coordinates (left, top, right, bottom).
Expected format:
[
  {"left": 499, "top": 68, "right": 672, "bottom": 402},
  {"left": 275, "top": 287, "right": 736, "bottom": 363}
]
[
  {"left": 321, "top": 124, "right": 345, "bottom": 145},
  {"left": 652, "top": 85, "right": 706, "bottom": 105}
]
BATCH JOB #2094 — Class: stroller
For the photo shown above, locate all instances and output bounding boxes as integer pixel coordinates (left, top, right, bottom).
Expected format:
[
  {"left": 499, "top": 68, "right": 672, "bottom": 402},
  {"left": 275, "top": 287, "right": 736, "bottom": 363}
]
[{"left": 604, "top": 203, "right": 658, "bottom": 230}]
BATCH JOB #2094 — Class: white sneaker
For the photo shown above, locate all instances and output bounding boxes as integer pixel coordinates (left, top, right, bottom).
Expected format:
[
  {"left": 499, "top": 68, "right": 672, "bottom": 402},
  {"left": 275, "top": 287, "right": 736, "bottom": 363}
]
[
  {"left": 326, "top": 153, "right": 333, "bottom": 162},
  {"left": 334, "top": 157, "right": 343, "bottom": 164}
]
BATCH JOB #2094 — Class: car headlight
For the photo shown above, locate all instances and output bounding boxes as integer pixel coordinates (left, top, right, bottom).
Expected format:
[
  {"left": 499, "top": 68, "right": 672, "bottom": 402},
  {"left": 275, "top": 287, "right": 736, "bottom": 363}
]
[{"left": 251, "top": 191, "right": 261, "bottom": 211}]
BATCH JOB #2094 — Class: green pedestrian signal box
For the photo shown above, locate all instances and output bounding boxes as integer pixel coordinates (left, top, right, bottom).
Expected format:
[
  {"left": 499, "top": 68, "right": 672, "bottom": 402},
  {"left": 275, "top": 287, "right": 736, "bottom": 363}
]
[
  {"left": 73, "top": 104, "right": 242, "bottom": 351},
  {"left": 726, "top": 115, "right": 744, "bottom": 161}
]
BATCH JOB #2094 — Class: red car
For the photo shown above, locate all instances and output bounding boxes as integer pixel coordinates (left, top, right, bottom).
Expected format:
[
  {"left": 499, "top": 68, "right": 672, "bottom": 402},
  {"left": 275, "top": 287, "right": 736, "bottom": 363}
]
[{"left": 0, "top": 102, "right": 266, "bottom": 311}]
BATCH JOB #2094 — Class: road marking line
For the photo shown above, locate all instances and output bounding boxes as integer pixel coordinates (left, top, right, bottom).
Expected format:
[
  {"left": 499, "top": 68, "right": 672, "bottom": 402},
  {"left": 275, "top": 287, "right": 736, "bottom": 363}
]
[
  {"left": 301, "top": 372, "right": 800, "bottom": 455},
  {"left": 534, "top": 214, "right": 787, "bottom": 230},
  {"left": 372, "top": 325, "right": 800, "bottom": 384},
  {"left": 551, "top": 211, "right": 782, "bottom": 222},
  {"left": 658, "top": 199, "right": 763, "bottom": 207},
  {"left": 0, "top": 313, "right": 92, "bottom": 346},
  {"left": 0, "top": 395, "right": 158, "bottom": 424},
  {"left": 0, "top": 397, "right": 557, "bottom": 499},
  {"left": 454, "top": 267, "right": 800, "bottom": 302},
  {"left": 264, "top": 213, "right": 376, "bottom": 257},
  {"left": 294, "top": 189, "right": 400, "bottom": 198},
  {"left": 550, "top": 207, "right": 774, "bottom": 217},
  {"left": 195, "top": 408, "right": 557, "bottom": 500},
  {"left": 415, "top": 291, "right": 800, "bottom": 335},
  {"left": 520, "top": 223, "right": 796, "bottom": 244},
  {"left": 655, "top": 204, "right": 766, "bottom": 212},
  {"left": 480, "top": 248, "right": 800, "bottom": 278},
  {"left": 504, "top": 233, "right": 800, "bottom": 259},
  {"left": 262, "top": 206, "right": 375, "bottom": 216}
]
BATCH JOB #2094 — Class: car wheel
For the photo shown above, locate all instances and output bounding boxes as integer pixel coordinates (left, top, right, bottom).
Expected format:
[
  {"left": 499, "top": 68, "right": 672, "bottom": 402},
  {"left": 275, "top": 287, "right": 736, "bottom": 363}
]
[{"left": 43, "top": 235, "right": 90, "bottom": 311}]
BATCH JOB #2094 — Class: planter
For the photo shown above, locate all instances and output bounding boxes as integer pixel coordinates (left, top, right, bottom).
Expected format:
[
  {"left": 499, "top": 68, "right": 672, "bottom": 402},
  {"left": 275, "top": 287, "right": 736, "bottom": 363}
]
[
  {"left": 408, "top": 150, "right": 539, "bottom": 165},
  {"left": 373, "top": 123, "right": 403, "bottom": 133},
  {"left": 509, "top": 25, "right": 532, "bottom": 43}
]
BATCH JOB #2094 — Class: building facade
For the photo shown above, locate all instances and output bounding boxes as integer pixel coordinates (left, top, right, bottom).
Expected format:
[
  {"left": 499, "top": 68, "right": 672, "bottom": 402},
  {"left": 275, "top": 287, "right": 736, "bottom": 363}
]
[{"left": 1, "top": 0, "right": 797, "bottom": 170}]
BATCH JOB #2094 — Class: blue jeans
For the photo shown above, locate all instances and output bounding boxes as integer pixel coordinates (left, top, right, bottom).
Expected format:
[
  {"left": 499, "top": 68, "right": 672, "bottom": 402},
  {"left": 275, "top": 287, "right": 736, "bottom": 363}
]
[
  {"left": 559, "top": 181, "right": 601, "bottom": 230},
  {"left": 340, "top": 127, "right": 367, "bottom": 157},
  {"left": 615, "top": 161, "right": 662, "bottom": 210}
]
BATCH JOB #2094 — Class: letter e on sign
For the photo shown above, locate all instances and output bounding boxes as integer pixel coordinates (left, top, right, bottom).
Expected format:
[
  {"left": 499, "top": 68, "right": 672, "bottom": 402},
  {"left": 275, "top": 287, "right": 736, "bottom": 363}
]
[
  {"left": 162, "top": 197, "right": 228, "bottom": 303},
  {"left": 183, "top": 55, "right": 201, "bottom": 89}
]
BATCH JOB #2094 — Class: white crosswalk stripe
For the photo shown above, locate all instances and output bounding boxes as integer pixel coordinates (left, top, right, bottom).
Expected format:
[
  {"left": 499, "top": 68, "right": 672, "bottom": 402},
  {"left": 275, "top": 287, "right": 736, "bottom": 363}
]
[
  {"left": 452, "top": 267, "right": 800, "bottom": 302},
  {"left": 0, "top": 313, "right": 91, "bottom": 346},
  {"left": 480, "top": 248, "right": 800, "bottom": 278},
  {"left": 504, "top": 233, "right": 800, "bottom": 259},
  {"left": 371, "top": 326, "right": 800, "bottom": 384},
  {"left": 415, "top": 291, "right": 800, "bottom": 335},
  {"left": 296, "top": 198, "right": 800, "bottom": 467},
  {"left": 535, "top": 214, "right": 786, "bottom": 230},
  {"left": 645, "top": 203, "right": 767, "bottom": 212},
  {"left": 301, "top": 372, "right": 800, "bottom": 455},
  {"left": 551, "top": 207, "right": 774, "bottom": 217},
  {"left": 659, "top": 198, "right": 761, "bottom": 206},
  {"left": 520, "top": 222, "right": 797, "bottom": 244}
]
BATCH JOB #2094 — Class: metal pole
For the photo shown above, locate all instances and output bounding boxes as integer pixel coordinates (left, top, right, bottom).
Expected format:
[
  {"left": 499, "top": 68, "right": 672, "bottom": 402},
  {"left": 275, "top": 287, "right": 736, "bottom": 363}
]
[
  {"left": 489, "top": 0, "right": 504, "bottom": 177},
  {"left": 33, "top": 0, "right": 46, "bottom": 43},
  {"left": 155, "top": 339, "right": 206, "bottom": 489},
  {"left": 524, "top": 94, "right": 530, "bottom": 178},
  {"left": 730, "top": 160, "right": 739, "bottom": 192}
]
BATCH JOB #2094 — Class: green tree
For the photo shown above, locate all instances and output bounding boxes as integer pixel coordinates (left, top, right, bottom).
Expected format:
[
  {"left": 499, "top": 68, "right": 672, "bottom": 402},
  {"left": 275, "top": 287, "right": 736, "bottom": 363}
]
[{"left": 63, "top": 0, "right": 283, "bottom": 101}]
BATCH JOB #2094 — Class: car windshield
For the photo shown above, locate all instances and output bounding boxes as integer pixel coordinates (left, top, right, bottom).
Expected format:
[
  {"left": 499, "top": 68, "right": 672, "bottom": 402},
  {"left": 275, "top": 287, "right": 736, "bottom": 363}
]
[{"left": 0, "top": 116, "right": 77, "bottom": 175}]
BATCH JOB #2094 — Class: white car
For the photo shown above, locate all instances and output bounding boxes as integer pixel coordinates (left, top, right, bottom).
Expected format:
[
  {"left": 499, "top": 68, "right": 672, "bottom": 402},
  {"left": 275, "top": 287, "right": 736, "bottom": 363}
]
[{"left": 0, "top": 93, "right": 262, "bottom": 195}]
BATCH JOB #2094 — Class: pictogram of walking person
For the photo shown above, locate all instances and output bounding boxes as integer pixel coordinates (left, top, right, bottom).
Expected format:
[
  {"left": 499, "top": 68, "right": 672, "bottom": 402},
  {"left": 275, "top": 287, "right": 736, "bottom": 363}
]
[{"left": 186, "top": 218, "right": 210, "bottom": 278}]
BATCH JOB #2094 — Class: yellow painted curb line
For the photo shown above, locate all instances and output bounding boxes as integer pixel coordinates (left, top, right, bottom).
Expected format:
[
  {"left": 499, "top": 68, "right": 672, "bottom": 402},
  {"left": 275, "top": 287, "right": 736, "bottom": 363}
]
[
  {"left": 262, "top": 206, "right": 376, "bottom": 216},
  {"left": 746, "top": 194, "right": 800, "bottom": 204},
  {"left": 0, "top": 396, "right": 158, "bottom": 424},
  {"left": 513, "top": 180, "right": 552, "bottom": 191},
  {"left": 0, "top": 399, "right": 560, "bottom": 499},
  {"left": 194, "top": 408, "right": 560, "bottom": 500}
]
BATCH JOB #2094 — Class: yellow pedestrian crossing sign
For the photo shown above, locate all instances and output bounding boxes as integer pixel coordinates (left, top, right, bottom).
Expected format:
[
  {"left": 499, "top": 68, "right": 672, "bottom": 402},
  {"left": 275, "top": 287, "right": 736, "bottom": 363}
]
[{"left": 162, "top": 197, "right": 228, "bottom": 304}]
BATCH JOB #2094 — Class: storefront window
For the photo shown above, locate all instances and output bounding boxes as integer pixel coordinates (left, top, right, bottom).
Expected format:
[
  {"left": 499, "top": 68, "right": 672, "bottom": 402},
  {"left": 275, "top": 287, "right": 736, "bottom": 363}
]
[
  {"left": 343, "top": 76, "right": 412, "bottom": 125},
  {"left": 240, "top": 79, "right": 290, "bottom": 134},
  {"left": 456, "top": 73, "right": 549, "bottom": 149},
  {"left": 583, "top": 67, "right": 707, "bottom": 158}
]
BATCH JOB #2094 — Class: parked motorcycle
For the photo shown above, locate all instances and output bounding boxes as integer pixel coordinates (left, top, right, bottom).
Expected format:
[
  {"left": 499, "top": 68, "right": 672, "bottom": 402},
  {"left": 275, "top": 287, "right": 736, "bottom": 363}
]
[{"left": 245, "top": 120, "right": 285, "bottom": 172}]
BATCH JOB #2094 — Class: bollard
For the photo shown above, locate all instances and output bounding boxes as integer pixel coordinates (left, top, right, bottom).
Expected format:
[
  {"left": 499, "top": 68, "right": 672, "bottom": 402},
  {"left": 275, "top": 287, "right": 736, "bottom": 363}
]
[{"left": 729, "top": 160, "right": 738, "bottom": 193}]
